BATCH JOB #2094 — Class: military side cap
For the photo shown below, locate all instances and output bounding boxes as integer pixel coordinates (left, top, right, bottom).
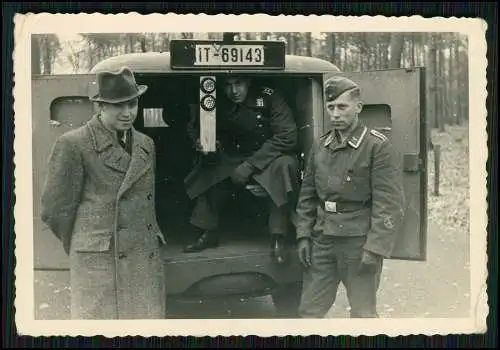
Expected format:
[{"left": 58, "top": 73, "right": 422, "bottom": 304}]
[{"left": 324, "top": 76, "right": 359, "bottom": 102}]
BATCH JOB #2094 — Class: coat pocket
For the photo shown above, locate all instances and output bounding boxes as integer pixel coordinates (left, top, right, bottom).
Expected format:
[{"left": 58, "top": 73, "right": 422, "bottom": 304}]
[{"left": 72, "top": 230, "right": 113, "bottom": 253}]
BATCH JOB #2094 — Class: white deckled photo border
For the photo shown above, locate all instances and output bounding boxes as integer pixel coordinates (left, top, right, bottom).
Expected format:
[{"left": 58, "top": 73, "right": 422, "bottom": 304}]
[{"left": 12, "top": 12, "right": 489, "bottom": 337}]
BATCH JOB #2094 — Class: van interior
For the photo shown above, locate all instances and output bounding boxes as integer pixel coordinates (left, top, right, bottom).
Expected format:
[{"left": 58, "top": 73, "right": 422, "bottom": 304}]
[{"left": 130, "top": 74, "right": 323, "bottom": 255}]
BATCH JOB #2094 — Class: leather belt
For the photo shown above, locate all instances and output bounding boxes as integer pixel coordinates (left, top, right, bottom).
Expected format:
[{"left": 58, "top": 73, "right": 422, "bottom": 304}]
[{"left": 321, "top": 200, "right": 370, "bottom": 213}]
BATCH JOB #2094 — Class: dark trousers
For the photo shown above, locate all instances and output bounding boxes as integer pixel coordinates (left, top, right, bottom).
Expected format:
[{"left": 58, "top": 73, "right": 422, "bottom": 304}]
[
  {"left": 298, "top": 234, "right": 383, "bottom": 318},
  {"left": 190, "top": 179, "right": 289, "bottom": 235}
]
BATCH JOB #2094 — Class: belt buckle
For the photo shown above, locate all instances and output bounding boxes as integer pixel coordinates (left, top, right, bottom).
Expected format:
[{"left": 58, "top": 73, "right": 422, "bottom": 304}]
[{"left": 325, "top": 201, "right": 337, "bottom": 213}]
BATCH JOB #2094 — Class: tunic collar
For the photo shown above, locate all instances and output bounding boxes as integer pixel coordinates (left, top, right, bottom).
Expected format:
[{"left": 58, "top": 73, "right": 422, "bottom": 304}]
[{"left": 323, "top": 121, "right": 368, "bottom": 150}]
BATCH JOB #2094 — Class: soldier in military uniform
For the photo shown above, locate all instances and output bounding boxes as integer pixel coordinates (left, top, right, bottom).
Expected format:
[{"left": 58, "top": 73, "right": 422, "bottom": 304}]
[
  {"left": 183, "top": 76, "right": 300, "bottom": 264},
  {"left": 295, "top": 76, "right": 405, "bottom": 318}
]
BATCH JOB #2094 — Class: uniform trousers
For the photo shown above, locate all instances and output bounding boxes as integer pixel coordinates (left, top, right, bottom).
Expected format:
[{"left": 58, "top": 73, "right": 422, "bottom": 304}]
[
  {"left": 189, "top": 178, "right": 289, "bottom": 235},
  {"left": 298, "top": 234, "right": 383, "bottom": 318}
]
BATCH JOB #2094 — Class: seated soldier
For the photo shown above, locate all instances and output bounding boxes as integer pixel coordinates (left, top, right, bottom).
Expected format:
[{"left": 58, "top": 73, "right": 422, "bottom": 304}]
[{"left": 183, "top": 76, "right": 300, "bottom": 264}]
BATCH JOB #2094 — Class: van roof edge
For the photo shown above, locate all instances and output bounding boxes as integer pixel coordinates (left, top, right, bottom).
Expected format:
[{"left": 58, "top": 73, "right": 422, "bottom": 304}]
[{"left": 89, "top": 52, "right": 341, "bottom": 74}]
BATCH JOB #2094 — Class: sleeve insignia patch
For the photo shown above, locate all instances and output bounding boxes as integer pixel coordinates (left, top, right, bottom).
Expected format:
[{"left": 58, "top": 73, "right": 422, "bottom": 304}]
[{"left": 384, "top": 215, "right": 395, "bottom": 229}]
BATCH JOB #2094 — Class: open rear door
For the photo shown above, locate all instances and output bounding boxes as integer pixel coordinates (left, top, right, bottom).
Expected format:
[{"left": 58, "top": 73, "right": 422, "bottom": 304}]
[
  {"left": 324, "top": 68, "right": 428, "bottom": 261},
  {"left": 32, "top": 74, "right": 95, "bottom": 270}
]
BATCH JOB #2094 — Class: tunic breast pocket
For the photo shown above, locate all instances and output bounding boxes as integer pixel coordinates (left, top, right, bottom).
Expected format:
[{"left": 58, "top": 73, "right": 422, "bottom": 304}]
[{"left": 341, "top": 169, "right": 371, "bottom": 201}]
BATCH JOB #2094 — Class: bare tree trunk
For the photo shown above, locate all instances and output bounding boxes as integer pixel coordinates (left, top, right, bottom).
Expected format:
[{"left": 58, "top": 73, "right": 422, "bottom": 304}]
[
  {"left": 151, "top": 33, "right": 156, "bottom": 51},
  {"left": 42, "top": 37, "right": 52, "bottom": 75},
  {"left": 327, "top": 33, "right": 336, "bottom": 63},
  {"left": 343, "top": 33, "right": 348, "bottom": 71},
  {"left": 444, "top": 36, "right": 451, "bottom": 126},
  {"left": 359, "top": 48, "right": 364, "bottom": 71},
  {"left": 31, "top": 36, "right": 41, "bottom": 75},
  {"left": 285, "top": 33, "right": 291, "bottom": 54},
  {"left": 447, "top": 34, "right": 455, "bottom": 124},
  {"left": 453, "top": 34, "right": 460, "bottom": 124},
  {"left": 437, "top": 33, "right": 446, "bottom": 131},
  {"left": 305, "top": 32, "right": 312, "bottom": 56},
  {"left": 428, "top": 33, "right": 438, "bottom": 130},
  {"left": 460, "top": 36, "right": 469, "bottom": 125},
  {"left": 290, "top": 33, "right": 297, "bottom": 55},
  {"left": 161, "top": 34, "right": 170, "bottom": 52},
  {"left": 415, "top": 33, "right": 423, "bottom": 66},
  {"left": 409, "top": 33, "right": 415, "bottom": 67},
  {"left": 389, "top": 33, "right": 405, "bottom": 68},
  {"left": 381, "top": 34, "right": 389, "bottom": 69},
  {"left": 128, "top": 35, "right": 134, "bottom": 53},
  {"left": 359, "top": 33, "right": 367, "bottom": 71}
]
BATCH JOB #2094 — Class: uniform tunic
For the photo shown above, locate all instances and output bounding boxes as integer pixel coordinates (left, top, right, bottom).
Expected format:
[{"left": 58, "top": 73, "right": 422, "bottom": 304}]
[
  {"left": 295, "top": 121, "right": 405, "bottom": 317},
  {"left": 41, "top": 115, "right": 167, "bottom": 319},
  {"left": 185, "top": 86, "right": 300, "bottom": 211}
]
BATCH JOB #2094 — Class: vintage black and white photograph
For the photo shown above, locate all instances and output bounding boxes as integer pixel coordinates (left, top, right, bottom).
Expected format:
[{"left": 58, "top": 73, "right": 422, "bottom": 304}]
[{"left": 13, "top": 13, "right": 488, "bottom": 337}]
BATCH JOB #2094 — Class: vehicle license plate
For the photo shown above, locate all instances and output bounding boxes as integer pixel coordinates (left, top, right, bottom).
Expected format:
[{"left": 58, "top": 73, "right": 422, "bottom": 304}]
[{"left": 194, "top": 44, "right": 265, "bottom": 66}]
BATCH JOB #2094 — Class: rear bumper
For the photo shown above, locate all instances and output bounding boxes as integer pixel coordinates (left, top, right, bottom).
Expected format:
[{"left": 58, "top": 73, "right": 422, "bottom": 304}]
[{"left": 162, "top": 247, "right": 303, "bottom": 300}]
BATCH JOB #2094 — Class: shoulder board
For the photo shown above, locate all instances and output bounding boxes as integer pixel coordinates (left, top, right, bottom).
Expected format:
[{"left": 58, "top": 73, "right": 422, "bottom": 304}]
[
  {"left": 262, "top": 87, "right": 274, "bottom": 96},
  {"left": 370, "top": 129, "right": 388, "bottom": 142}
]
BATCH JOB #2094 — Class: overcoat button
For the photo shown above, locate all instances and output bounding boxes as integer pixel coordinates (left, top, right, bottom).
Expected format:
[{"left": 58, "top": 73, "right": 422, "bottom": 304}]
[
  {"left": 118, "top": 252, "right": 126, "bottom": 259},
  {"left": 147, "top": 224, "right": 153, "bottom": 230},
  {"left": 147, "top": 193, "right": 152, "bottom": 200}
]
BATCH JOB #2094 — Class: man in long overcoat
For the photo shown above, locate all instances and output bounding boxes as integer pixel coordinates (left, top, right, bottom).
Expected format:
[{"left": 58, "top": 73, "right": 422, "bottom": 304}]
[
  {"left": 183, "top": 76, "right": 300, "bottom": 264},
  {"left": 40, "top": 67, "right": 167, "bottom": 319},
  {"left": 295, "top": 76, "right": 406, "bottom": 318}
]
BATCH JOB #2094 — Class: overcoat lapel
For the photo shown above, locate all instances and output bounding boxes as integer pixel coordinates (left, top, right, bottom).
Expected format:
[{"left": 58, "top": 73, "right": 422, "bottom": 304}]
[
  {"left": 88, "top": 115, "right": 131, "bottom": 173},
  {"left": 118, "top": 130, "right": 153, "bottom": 198}
]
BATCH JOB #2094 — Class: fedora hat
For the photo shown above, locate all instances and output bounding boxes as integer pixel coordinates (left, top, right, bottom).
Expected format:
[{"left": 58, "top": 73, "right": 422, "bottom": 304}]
[{"left": 90, "top": 66, "right": 148, "bottom": 104}]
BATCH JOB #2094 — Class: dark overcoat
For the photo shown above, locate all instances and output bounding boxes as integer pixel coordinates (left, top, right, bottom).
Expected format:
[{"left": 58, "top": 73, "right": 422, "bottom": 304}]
[
  {"left": 295, "top": 121, "right": 406, "bottom": 258},
  {"left": 184, "top": 86, "right": 300, "bottom": 208},
  {"left": 41, "top": 115, "right": 167, "bottom": 319}
]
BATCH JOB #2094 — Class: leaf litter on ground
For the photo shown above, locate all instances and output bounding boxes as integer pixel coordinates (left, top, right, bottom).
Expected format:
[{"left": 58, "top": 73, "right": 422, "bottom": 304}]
[{"left": 427, "top": 124, "right": 470, "bottom": 239}]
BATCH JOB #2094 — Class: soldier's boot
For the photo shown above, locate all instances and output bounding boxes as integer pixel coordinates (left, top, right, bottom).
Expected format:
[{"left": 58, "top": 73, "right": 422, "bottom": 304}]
[
  {"left": 271, "top": 234, "right": 288, "bottom": 265},
  {"left": 183, "top": 230, "right": 219, "bottom": 253}
]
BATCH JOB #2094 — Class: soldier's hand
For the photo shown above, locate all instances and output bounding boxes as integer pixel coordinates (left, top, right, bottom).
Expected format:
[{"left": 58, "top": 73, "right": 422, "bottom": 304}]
[
  {"left": 193, "top": 139, "right": 207, "bottom": 154},
  {"left": 194, "top": 139, "right": 222, "bottom": 155},
  {"left": 358, "top": 250, "right": 382, "bottom": 275},
  {"left": 156, "top": 232, "right": 167, "bottom": 245},
  {"left": 231, "top": 162, "right": 254, "bottom": 186},
  {"left": 297, "top": 238, "right": 312, "bottom": 268}
]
